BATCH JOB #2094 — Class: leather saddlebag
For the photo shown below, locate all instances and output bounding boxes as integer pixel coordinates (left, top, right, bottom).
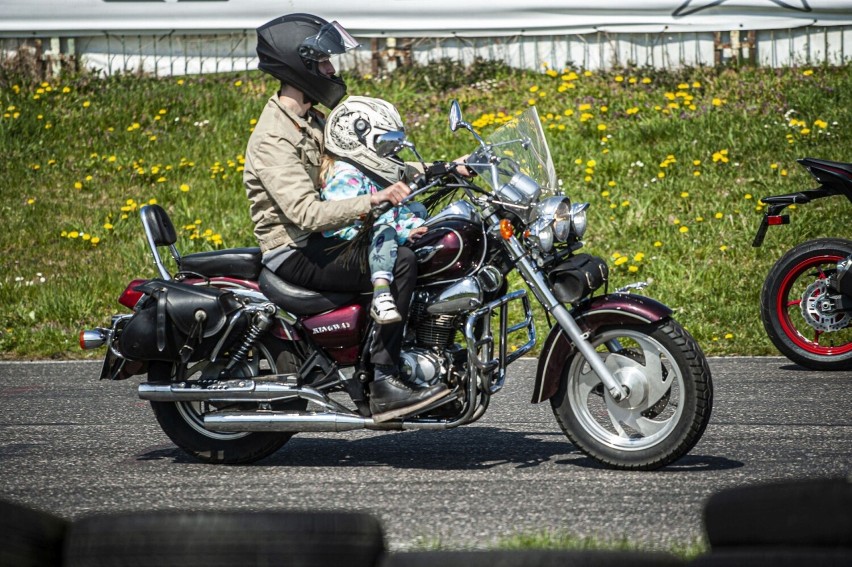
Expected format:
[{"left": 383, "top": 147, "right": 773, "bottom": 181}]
[{"left": 118, "top": 280, "right": 245, "bottom": 362}]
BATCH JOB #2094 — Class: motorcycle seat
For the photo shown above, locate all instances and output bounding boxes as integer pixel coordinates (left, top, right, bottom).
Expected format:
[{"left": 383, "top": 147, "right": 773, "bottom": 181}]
[
  {"left": 258, "top": 268, "right": 361, "bottom": 316},
  {"left": 179, "top": 248, "right": 263, "bottom": 280}
]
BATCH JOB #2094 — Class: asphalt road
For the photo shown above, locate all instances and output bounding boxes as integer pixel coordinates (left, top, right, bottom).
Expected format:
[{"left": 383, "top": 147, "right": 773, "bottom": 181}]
[{"left": 0, "top": 357, "right": 849, "bottom": 551}]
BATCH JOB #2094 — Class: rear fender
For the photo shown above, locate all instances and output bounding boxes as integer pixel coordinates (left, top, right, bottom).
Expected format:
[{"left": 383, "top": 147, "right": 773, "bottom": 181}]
[{"left": 531, "top": 293, "right": 672, "bottom": 404}]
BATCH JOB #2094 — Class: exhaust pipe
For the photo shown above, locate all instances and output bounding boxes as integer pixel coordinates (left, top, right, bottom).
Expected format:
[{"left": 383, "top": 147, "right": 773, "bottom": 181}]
[
  {"left": 138, "top": 378, "right": 301, "bottom": 403},
  {"left": 204, "top": 411, "right": 372, "bottom": 432}
]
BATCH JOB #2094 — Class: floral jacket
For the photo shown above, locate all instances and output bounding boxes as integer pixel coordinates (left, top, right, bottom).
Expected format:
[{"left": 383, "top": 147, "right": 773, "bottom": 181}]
[{"left": 321, "top": 161, "right": 425, "bottom": 245}]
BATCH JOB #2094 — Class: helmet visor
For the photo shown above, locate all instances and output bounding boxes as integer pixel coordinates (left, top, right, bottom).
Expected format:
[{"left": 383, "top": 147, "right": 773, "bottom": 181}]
[{"left": 299, "top": 21, "right": 360, "bottom": 62}]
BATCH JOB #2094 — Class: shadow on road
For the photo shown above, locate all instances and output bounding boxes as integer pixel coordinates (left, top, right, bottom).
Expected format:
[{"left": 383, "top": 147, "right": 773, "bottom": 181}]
[{"left": 134, "top": 427, "right": 741, "bottom": 472}]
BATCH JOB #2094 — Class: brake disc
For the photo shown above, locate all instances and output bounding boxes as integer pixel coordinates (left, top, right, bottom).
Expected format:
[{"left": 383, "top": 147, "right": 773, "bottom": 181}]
[{"left": 800, "top": 279, "right": 850, "bottom": 332}]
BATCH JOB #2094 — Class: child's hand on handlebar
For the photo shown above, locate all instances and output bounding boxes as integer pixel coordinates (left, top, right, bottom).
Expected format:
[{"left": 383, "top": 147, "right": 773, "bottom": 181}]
[{"left": 370, "top": 181, "right": 411, "bottom": 207}]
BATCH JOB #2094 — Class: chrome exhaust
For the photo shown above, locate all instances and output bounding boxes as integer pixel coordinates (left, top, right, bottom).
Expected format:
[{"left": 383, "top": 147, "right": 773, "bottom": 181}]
[
  {"left": 204, "top": 411, "right": 372, "bottom": 432},
  {"left": 138, "top": 378, "right": 301, "bottom": 403}
]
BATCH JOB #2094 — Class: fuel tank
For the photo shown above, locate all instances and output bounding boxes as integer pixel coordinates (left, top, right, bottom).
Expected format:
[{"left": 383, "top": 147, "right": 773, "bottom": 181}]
[{"left": 410, "top": 200, "right": 486, "bottom": 284}]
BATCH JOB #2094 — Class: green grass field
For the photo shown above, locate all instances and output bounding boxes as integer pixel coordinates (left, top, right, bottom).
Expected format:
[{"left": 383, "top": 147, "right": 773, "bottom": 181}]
[{"left": 1, "top": 60, "right": 850, "bottom": 359}]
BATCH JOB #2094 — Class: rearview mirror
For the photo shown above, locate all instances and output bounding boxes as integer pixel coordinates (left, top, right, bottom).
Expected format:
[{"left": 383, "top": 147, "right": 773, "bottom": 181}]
[
  {"left": 374, "top": 130, "right": 407, "bottom": 158},
  {"left": 449, "top": 100, "right": 462, "bottom": 132}
]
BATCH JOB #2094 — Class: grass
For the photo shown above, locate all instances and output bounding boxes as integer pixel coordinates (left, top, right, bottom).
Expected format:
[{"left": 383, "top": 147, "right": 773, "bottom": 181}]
[
  {"left": 411, "top": 529, "right": 708, "bottom": 561},
  {"left": 1, "top": 61, "right": 851, "bottom": 359}
]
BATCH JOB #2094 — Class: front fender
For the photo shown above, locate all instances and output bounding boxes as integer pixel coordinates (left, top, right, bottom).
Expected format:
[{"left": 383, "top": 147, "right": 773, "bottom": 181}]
[{"left": 531, "top": 293, "right": 673, "bottom": 404}]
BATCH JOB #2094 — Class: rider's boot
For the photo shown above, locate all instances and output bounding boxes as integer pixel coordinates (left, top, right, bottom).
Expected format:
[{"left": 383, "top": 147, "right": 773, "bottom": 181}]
[{"left": 369, "top": 369, "right": 449, "bottom": 423}]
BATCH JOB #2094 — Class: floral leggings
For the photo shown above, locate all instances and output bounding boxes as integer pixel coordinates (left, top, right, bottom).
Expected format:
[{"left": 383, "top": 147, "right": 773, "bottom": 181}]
[{"left": 369, "top": 225, "right": 399, "bottom": 284}]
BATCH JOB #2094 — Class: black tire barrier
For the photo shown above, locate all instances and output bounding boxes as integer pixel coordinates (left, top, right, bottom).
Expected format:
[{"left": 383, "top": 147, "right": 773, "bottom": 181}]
[
  {"left": 0, "top": 498, "right": 69, "bottom": 567},
  {"left": 703, "top": 477, "right": 852, "bottom": 548},
  {"left": 63, "top": 509, "right": 385, "bottom": 567},
  {"left": 380, "top": 549, "right": 687, "bottom": 566},
  {"left": 688, "top": 548, "right": 852, "bottom": 567}
]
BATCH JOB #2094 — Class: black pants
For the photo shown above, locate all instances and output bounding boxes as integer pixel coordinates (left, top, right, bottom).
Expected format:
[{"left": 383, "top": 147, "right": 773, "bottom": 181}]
[{"left": 275, "top": 234, "right": 417, "bottom": 368}]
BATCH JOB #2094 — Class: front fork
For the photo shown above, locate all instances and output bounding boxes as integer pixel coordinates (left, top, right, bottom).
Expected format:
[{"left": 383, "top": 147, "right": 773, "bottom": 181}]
[{"left": 504, "top": 235, "right": 628, "bottom": 401}]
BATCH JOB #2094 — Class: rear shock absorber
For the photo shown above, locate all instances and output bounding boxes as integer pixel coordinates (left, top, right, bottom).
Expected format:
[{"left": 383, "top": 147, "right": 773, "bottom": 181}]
[{"left": 223, "top": 307, "right": 273, "bottom": 373}]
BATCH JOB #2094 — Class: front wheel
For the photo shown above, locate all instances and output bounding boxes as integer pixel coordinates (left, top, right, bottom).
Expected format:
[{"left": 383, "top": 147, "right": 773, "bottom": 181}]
[
  {"left": 760, "top": 238, "right": 852, "bottom": 370},
  {"left": 148, "top": 337, "right": 306, "bottom": 464},
  {"left": 550, "top": 320, "right": 713, "bottom": 470}
]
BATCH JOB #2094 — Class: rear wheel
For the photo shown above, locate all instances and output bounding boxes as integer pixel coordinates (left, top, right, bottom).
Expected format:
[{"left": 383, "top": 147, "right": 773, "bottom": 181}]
[
  {"left": 760, "top": 238, "right": 852, "bottom": 370},
  {"left": 550, "top": 320, "right": 713, "bottom": 470},
  {"left": 148, "top": 337, "right": 305, "bottom": 464}
]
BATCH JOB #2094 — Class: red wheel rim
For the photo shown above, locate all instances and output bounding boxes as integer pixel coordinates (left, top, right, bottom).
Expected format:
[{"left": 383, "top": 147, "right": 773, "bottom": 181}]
[{"left": 775, "top": 253, "right": 852, "bottom": 356}]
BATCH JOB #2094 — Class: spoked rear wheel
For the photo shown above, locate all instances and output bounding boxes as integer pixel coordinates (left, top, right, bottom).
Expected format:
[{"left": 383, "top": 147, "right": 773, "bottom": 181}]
[
  {"left": 148, "top": 338, "right": 305, "bottom": 464},
  {"left": 760, "top": 238, "right": 852, "bottom": 370},
  {"left": 550, "top": 320, "right": 713, "bottom": 470}
]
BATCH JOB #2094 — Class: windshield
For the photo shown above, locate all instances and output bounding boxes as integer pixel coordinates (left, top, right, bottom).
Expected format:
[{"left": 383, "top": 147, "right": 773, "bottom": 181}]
[{"left": 468, "top": 106, "right": 558, "bottom": 196}]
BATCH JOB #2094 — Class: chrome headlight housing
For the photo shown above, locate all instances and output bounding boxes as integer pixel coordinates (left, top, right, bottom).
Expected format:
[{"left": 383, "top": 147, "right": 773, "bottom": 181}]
[
  {"left": 496, "top": 172, "right": 541, "bottom": 222},
  {"left": 570, "top": 202, "right": 590, "bottom": 239},
  {"left": 528, "top": 196, "right": 571, "bottom": 252}
]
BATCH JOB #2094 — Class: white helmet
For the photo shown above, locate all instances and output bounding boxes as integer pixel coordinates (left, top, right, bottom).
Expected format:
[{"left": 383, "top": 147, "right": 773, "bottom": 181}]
[{"left": 324, "top": 96, "right": 406, "bottom": 186}]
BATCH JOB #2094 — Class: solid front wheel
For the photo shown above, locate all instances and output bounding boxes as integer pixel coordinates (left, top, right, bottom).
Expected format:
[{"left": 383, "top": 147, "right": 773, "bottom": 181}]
[
  {"left": 148, "top": 338, "right": 305, "bottom": 464},
  {"left": 760, "top": 238, "right": 852, "bottom": 370},
  {"left": 550, "top": 319, "right": 713, "bottom": 470}
]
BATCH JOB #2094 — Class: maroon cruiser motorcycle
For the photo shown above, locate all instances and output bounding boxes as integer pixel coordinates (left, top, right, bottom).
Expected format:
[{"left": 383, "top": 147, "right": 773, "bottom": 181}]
[
  {"left": 81, "top": 101, "right": 713, "bottom": 470},
  {"left": 753, "top": 158, "right": 852, "bottom": 370}
]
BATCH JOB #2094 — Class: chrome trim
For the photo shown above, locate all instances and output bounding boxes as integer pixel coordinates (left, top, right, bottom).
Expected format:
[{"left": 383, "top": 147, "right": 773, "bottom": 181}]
[
  {"left": 463, "top": 289, "right": 536, "bottom": 394},
  {"left": 501, "top": 229, "right": 627, "bottom": 401},
  {"left": 205, "top": 411, "right": 371, "bottom": 432},
  {"left": 140, "top": 206, "right": 178, "bottom": 280},
  {"left": 107, "top": 314, "right": 133, "bottom": 359},
  {"left": 426, "top": 200, "right": 478, "bottom": 224},
  {"left": 426, "top": 277, "right": 483, "bottom": 315}
]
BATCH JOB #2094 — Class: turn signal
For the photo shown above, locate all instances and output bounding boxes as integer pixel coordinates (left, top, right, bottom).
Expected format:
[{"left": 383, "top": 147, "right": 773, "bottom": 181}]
[{"left": 499, "top": 219, "right": 514, "bottom": 240}]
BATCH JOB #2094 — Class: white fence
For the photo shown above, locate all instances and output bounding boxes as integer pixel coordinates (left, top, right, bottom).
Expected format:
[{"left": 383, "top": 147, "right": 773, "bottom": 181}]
[
  {"left": 3, "top": 25, "right": 851, "bottom": 79},
  {"left": 2, "top": 0, "right": 851, "bottom": 76}
]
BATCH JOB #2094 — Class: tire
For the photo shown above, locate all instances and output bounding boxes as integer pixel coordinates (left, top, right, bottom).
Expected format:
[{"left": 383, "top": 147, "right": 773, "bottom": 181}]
[
  {"left": 148, "top": 337, "right": 306, "bottom": 464},
  {"left": 703, "top": 477, "right": 852, "bottom": 548},
  {"left": 64, "top": 510, "right": 385, "bottom": 567},
  {"left": 760, "top": 238, "right": 852, "bottom": 370},
  {"left": 550, "top": 319, "right": 713, "bottom": 470},
  {"left": 0, "top": 498, "right": 68, "bottom": 567}
]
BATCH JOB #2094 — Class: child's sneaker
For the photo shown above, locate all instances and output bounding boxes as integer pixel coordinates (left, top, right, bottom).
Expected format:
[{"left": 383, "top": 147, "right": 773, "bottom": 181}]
[{"left": 371, "top": 292, "right": 402, "bottom": 324}]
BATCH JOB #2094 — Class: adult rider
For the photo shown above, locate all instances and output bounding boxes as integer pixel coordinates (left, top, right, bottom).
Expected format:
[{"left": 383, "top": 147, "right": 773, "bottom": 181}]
[{"left": 243, "top": 13, "right": 449, "bottom": 422}]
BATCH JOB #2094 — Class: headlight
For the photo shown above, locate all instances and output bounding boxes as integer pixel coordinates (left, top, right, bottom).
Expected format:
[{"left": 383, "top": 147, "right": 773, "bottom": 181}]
[
  {"left": 570, "top": 203, "right": 590, "bottom": 239},
  {"left": 534, "top": 196, "right": 572, "bottom": 242},
  {"left": 528, "top": 196, "right": 571, "bottom": 252},
  {"left": 536, "top": 225, "right": 554, "bottom": 252}
]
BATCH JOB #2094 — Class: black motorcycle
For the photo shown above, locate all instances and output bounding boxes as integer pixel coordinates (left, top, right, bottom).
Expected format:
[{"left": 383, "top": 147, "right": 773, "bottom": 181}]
[{"left": 753, "top": 158, "right": 852, "bottom": 370}]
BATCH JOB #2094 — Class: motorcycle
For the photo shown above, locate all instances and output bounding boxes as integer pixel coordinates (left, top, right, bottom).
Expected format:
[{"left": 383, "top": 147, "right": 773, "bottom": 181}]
[
  {"left": 753, "top": 158, "right": 852, "bottom": 370},
  {"left": 81, "top": 101, "right": 713, "bottom": 470}
]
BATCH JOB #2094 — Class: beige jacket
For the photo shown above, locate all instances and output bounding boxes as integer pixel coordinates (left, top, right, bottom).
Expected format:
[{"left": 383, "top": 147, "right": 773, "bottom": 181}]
[{"left": 243, "top": 96, "right": 372, "bottom": 254}]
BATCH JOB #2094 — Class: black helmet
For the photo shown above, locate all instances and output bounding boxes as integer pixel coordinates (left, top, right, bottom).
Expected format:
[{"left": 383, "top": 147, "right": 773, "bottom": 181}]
[{"left": 256, "top": 13, "right": 359, "bottom": 108}]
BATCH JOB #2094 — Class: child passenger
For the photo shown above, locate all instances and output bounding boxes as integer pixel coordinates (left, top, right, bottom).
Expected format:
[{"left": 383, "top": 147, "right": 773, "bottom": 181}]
[{"left": 320, "top": 96, "right": 428, "bottom": 324}]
